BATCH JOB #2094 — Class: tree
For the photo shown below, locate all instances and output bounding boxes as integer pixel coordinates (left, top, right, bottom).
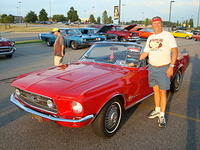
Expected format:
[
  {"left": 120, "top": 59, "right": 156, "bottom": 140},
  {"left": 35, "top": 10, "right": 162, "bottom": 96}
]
[
  {"left": 102, "top": 10, "right": 109, "bottom": 24},
  {"left": 189, "top": 18, "right": 194, "bottom": 27},
  {"left": 67, "top": 7, "right": 79, "bottom": 22},
  {"left": 89, "top": 14, "right": 96, "bottom": 23},
  {"left": 38, "top": 8, "right": 48, "bottom": 21},
  {"left": 24, "top": 11, "right": 37, "bottom": 23},
  {"left": 144, "top": 18, "right": 151, "bottom": 26},
  {"left": 97, "top": 16, "right": 101, "bottom": 24},
  {"left": 107, "top": 16, "right": 113, "bottom": 24},
  {"left": 52, "top": 14, "right": 67, "bottom": 22},
  {"left": 0, "top": 14, "right": 14, "bottom": 29}
]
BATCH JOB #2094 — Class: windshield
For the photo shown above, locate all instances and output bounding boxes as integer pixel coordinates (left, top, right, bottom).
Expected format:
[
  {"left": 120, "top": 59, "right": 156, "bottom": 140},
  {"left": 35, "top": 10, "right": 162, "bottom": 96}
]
[
  {"left": 80, "top": 43, "right": 141, "bottom": 67},
  {"left": 66, "top": 29, "right": 82, "bottom": 36},
  {"left": 80, "top": 29, "right": 98, "bottom": 34}
]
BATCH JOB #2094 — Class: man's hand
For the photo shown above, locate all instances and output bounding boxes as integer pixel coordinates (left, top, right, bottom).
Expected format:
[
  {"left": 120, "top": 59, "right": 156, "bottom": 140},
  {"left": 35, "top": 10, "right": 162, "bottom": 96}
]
[
  {"left": 139, "top": 52, "right": 148, "bottom": 60},
  {"left": 166, "top": 66, "right": 174, "bottom": 78}
]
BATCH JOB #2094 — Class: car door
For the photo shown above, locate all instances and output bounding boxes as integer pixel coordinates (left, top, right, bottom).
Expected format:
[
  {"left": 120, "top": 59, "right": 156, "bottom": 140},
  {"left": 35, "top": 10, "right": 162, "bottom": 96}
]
[{"left": 125, "top": 58, "right": 153, "bottom": 107}]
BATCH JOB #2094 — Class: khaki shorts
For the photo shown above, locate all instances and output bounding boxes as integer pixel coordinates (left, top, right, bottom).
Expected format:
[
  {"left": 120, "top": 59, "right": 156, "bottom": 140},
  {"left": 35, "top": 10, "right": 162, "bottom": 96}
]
[{"left": 54, "top": 56, "right": 63, "bottom": 66}]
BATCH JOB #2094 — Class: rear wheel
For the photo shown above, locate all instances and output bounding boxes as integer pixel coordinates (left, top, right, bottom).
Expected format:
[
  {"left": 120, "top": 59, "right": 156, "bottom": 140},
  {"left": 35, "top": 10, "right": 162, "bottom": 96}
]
[
  {"left": 92, "top": 98, "right": 123, "bottom": 138},
  {"left": 119, "top": 37, "right": 126, "bottom": 42},
  {"left": 170, "top": 70, "right": 183, "bottom": 92},
  {"left": 70, "top": 41, "right": 78, "bottom": 50},
  {"left": 185, "top": 36, "right": 190, "bottom": 39}
]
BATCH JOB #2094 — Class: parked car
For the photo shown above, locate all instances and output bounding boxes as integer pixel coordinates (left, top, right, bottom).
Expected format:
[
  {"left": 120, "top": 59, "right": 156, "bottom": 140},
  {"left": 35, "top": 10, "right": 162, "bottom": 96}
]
[
  {"left": 192, "top": 33, "right": 200, "bottom": 41},
  {"left": 10, "top": 41, "right": 189, "bottom": 137},
  {"left": 129, "top": 27, "right": 153, "bottom": 38},
  {"left": 96, "top": 24, "right": 139, "bottom": 41},
  {"left": 78, "top": 27, "right": 118, "bottom": 41},
  {"left": 78, "top": 27, "right": 99, "bottom": 35},
  {"left": 0, "top": 37, "right": 16, "bottom": 58},
  {"left": 191, "top": 30, "right": 200, "bottom": 35},
  {"left": 38, "top": 28, "right": 106, "bottom": 49},
  {"left": 171, "top": 30, "right": 193, "bottom": 39}
]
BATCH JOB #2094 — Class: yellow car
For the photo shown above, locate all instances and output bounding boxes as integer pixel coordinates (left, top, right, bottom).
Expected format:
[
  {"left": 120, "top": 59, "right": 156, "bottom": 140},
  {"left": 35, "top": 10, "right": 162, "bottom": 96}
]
[{"left": 171, "top": 30, "right": 193, "bottom": 39}]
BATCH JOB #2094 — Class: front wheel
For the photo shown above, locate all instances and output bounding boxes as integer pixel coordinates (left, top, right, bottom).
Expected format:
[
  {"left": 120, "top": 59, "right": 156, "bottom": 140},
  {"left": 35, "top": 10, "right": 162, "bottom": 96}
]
[
  {"left": 92, "top": 98, "right": 123, "bottom": 138},
  {"left": 46, "top": 39, "right": 53, "bottom": 46},
  {"left": 6, "top": 54, "right": 13, "bottom": 58}
]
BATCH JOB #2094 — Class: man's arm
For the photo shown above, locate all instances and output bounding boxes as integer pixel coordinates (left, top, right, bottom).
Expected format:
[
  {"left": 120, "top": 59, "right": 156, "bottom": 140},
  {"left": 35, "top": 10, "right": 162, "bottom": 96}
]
[{"left": 166, "top": 47, "right": 178, "bottom": 78}]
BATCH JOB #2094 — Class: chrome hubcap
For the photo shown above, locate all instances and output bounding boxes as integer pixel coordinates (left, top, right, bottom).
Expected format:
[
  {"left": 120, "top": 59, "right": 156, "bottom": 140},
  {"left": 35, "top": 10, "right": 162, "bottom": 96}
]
[{"left": 105, "top": 102, "right": 121, "bottom": 133}]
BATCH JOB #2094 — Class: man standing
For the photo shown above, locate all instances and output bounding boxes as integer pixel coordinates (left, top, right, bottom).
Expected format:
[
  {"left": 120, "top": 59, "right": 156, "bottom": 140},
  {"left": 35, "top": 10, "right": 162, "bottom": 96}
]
[
  {"left": 140, "top": 16, "right": 178, "bottom": 127},
  {"left": 52, "top": 28, "right": 65, "bottom": 66}
]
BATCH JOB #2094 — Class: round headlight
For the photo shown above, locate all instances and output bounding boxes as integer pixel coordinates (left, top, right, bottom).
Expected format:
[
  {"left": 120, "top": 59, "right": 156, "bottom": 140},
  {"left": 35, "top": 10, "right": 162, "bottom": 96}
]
[
  {"left": 96, "top": 38, "right": 101, "bottom": 41},
  {"left": 15, "top": 89, "right": 21, "bottom": 96},
  {"left": 47, "top": 100, "right": 54, "bottom": 108},
  {"left": 71, "top": 101, "right": 83, "bottom": 114}
]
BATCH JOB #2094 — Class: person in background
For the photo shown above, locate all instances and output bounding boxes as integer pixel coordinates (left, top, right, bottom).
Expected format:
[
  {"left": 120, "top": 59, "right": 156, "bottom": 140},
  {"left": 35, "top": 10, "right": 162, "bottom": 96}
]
[
  {"left": 52, "top": 28, "right": 65, "bottom": 66},
  {"left": 139, "top": 16, "right": 178, "bottom": 128}
]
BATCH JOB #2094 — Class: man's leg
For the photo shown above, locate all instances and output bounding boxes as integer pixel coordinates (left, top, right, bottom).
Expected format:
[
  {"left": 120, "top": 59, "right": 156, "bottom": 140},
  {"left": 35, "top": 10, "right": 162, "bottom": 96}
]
[
  {"left": 158, "top": 89, "right": 167, "bottom": 127},
  {"left": 153, "top": 85, "right": 161, "bottom": 108},
  {"left": 148, "top": 85, "right": 161, "bottom": 118},
  {"left": 159, "top": 89, "right": 167, "bottom": 113}
]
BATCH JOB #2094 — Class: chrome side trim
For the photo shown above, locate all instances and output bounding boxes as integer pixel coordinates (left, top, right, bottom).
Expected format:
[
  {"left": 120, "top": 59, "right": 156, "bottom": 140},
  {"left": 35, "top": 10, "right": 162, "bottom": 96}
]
[
  {"left": 10, "top": 94, "right": 94, "bottom": 123},
  {"left": 125, "top": 93, "right": 154, "bottom": 110}
]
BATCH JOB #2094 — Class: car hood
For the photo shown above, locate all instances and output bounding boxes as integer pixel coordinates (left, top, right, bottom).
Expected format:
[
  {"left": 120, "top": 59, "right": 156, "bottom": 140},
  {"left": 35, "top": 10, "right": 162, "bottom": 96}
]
[
  {"left": 11, "top": 62, "right": 129, "bottom": 98},
  {"left": 96, "top": 25, "right": 114, "bottom": 33},
  {"left": 123, "top": 24, "right": 137, "bottom": 31},
  {"left": 0, "top": 38, "right": 13, "bottom": 46}
]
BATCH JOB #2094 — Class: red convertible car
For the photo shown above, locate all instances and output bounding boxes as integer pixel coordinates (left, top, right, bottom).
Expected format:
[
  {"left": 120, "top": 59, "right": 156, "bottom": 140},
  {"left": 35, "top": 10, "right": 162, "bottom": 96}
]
[
  {"left": 0, "top": 37, "right": 16, "bottom": 58},
  {"left": 10, "top": 41, "right": 189, "bottom": 137}
]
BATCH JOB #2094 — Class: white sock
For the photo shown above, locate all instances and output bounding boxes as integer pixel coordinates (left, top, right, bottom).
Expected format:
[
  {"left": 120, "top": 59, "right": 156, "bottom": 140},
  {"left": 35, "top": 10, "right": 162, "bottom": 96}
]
[
  {"left": 155, "top": 107, "right": 160, "bottom": 112},
  {"left": 160, "top": 112, "right": 165, "bottom": 117}
]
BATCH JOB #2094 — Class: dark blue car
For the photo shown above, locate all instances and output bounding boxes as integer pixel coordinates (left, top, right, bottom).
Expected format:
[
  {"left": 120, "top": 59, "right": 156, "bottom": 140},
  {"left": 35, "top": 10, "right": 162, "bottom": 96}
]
[{"left": 38, "top": 28, "right": 106, "bottom": 49}]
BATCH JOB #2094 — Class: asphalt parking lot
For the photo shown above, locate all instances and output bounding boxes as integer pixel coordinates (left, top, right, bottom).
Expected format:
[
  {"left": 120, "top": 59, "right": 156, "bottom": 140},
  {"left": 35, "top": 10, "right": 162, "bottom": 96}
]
[{"left": 0, "top": 38, "right": 199, "bottom": 150}]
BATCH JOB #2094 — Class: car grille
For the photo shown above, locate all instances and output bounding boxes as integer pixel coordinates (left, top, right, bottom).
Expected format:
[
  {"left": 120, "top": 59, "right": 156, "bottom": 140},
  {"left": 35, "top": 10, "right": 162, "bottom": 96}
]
[
  {"left": 0, "top": 47, "right": 12, "bottom": 52},
  {"left": 15, "top": 89, "right": 57, "bottom": 114}
]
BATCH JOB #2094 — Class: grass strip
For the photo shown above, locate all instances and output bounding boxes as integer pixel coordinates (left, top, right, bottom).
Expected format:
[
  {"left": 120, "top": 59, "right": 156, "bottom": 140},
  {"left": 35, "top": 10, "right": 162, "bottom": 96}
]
[{"left": 15, "top": 40, "right": 43, "bottom": 45}]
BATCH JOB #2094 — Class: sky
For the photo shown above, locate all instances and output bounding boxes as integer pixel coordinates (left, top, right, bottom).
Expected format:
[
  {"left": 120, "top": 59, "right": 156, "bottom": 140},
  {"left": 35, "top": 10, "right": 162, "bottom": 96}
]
[{"left": 1, "top": 0, "right": 199, "bottom": 25}]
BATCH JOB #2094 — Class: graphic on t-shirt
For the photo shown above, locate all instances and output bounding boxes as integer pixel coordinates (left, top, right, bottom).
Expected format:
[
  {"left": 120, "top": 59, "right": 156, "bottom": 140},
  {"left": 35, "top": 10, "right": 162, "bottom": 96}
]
[{"left": 149, "top": 39, "right": 163, "bottom": 50}]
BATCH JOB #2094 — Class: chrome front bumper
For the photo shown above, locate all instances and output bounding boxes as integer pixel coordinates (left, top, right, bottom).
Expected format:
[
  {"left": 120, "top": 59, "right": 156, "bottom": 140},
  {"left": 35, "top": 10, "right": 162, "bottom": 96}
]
[
  {"left": 0, "top": 47, "right": 16, "bottom": 55},
  {"left": 10, "top": 94, "right": 94, "bottom": 123}
]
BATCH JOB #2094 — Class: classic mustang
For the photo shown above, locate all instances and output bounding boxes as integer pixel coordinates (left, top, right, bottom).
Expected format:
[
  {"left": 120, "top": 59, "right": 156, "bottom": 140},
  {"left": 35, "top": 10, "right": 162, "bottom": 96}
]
[
  {"left": 38, "top": 28, "right": 106, "bottom": 49},
  {"left": 0, "top": 37, "right": 16, "bottom": 58},
  {"left": 10, "top": 41, "right": 189, "bottom": 137}
]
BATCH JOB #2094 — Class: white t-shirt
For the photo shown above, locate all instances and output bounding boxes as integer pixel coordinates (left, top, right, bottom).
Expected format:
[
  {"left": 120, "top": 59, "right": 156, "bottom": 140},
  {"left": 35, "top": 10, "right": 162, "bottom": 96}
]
[{"left": 144, "top": 31, "right": 177, "bottom": 66}]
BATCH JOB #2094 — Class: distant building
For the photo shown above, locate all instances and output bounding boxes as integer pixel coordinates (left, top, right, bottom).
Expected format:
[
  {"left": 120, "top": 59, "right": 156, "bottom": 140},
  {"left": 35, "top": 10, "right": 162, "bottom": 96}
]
[
  {"left": 14, "top": 16, "right": 23, "bottom": 23},
  {"left": 80, "top": 18, "right": 89, "bottom": 23}
]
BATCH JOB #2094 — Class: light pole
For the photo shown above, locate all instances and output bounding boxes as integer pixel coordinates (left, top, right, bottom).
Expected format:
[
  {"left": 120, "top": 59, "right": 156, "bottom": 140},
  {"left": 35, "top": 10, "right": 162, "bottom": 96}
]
[
  {"left": 18, "top": 1, "right": 22, "bottom": 16},
  {"left": 118, "top": 0, "right": 121, "bottom": 25},
  {"left": 121, "top": 4, "right": 125, "bottom": 25},
  {"left": 197, "top": 0, "right": 200, "bottom": 27},
  {"left": 168, "top": 0, "right": 175, "bottom": 31}
]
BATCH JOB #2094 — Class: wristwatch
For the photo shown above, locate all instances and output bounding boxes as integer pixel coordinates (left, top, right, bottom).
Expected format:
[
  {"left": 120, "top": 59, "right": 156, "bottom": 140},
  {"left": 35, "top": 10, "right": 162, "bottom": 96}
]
[{"left": 170, "top": 64, "right": 175, "bottom": 67}]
